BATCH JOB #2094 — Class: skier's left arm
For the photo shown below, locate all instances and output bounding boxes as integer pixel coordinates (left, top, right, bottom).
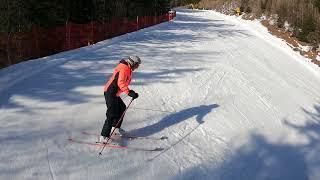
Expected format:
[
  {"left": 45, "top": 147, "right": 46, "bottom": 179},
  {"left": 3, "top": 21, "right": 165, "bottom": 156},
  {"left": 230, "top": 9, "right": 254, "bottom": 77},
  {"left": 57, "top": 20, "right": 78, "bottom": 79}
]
[{"left": 117, "top": 68, "right": 130, "bottom": 95}]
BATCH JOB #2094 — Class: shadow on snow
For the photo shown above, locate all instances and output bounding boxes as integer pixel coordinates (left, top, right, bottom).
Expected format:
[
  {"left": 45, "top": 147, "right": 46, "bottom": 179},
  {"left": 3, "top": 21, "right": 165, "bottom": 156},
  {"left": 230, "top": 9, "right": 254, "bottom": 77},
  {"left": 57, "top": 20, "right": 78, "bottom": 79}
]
[
  {"left": 170, "top": 103, "right": 320, "bottom": 180},
  {"left": 128, "top": 104, "right": 220, "bottom": 137}
]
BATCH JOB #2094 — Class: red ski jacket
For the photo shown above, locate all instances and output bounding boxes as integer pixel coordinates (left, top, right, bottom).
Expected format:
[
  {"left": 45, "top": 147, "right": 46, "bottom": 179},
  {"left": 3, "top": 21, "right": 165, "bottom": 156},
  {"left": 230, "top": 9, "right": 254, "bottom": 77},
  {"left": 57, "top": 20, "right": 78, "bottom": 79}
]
[{"left": 103, "top": 60, "right": 132, "bottom": 96}]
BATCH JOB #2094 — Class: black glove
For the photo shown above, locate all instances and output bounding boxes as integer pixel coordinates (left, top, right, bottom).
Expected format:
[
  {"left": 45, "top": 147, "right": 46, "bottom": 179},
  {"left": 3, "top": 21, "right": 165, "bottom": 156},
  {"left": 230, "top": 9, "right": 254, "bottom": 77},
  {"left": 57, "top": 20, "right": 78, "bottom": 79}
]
[{"left": 128, "top": 90, "right": 139, "bottom": 99}]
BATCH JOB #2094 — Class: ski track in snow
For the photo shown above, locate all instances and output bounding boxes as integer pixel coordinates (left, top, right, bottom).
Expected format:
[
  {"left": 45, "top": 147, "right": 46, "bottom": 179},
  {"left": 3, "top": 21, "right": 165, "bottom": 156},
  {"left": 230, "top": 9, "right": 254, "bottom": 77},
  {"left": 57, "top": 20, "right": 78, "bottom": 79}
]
[
  {"left": 46, "top": 145, "right": 56, "bottom": 180},
  {"left": 1, "top": 9, "right": 320, "bottom": 180}
]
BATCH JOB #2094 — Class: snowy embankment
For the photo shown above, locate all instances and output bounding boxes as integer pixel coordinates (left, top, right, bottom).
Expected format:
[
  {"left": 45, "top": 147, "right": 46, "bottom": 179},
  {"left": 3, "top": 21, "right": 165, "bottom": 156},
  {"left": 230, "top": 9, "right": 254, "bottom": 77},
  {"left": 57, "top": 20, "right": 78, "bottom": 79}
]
[{"left": 1, "top": 9, "right": 320, "bottom": 180}]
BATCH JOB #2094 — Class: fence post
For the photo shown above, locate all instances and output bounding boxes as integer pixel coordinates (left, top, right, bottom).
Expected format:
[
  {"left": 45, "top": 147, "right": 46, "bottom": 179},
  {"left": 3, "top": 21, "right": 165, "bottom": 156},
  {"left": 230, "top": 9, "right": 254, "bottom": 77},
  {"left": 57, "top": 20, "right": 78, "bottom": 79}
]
[
  {"left": 65, "top": 21, "right": 68, "bottom": 50},
  {"left": 89, "top": 21, "right": 94, "bottom": 45},
  {"left": 6, "top": 33, "right": 12, "bottom": 66},
  {"left": 136, "top": 16, "right": 139, "bottom": 30},
  {"left": 65, "top": 22, "right": 67, "bottom": 50},
  {"left": 65, "top": 21, "right": 71, "bottom": 50}
]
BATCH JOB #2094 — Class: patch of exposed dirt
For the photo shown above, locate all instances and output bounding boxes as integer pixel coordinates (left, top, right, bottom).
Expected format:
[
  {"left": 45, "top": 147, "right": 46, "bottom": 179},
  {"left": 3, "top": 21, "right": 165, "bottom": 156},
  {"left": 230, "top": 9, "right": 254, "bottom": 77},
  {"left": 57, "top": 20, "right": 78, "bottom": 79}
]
[{"left": 261, "top": 20, "right": 320, "bottom": 67}]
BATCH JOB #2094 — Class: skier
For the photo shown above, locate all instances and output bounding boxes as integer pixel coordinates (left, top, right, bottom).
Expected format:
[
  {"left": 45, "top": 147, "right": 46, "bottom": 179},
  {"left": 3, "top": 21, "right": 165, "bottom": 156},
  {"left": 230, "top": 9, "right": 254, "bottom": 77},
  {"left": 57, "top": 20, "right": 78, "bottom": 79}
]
[{"left": 99, "top": 56, "right": 141, "bottom": 143}]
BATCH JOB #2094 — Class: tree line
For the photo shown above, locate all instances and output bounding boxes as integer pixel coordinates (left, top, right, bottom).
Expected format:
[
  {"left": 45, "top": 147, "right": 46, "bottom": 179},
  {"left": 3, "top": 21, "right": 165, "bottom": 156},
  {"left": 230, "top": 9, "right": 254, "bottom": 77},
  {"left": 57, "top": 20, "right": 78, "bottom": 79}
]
[
  {"left": 170, "top": 0, "right": 201, "bottom": 7},
  {"left": 239, "top": 0, "right": 320, "bottom": 45},
  {"left": 0, "top": 0, "right": 171, "bottom": 34}
]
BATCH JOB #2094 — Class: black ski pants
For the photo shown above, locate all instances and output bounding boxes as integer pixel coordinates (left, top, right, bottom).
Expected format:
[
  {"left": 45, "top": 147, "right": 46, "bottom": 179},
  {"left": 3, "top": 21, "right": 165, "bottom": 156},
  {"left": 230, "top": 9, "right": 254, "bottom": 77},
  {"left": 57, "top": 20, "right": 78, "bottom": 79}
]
[{"left": 100, "top": 91, "right": 126, "bottom": 137}]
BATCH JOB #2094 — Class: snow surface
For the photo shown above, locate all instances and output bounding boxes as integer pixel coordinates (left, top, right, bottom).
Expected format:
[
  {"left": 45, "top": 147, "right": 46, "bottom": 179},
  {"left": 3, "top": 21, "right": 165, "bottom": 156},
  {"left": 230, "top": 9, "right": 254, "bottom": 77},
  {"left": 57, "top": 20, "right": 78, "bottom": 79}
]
[{"left": 1, "top": 9, "right": 320, "bottom": 180}]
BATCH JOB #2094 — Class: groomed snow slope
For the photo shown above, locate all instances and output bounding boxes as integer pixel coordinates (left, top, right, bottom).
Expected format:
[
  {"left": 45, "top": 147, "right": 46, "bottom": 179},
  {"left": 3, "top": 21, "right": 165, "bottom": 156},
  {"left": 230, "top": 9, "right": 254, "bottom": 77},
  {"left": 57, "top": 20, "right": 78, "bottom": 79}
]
[{"left": 1, "top": 9, "right": 320, "bottom": 180}]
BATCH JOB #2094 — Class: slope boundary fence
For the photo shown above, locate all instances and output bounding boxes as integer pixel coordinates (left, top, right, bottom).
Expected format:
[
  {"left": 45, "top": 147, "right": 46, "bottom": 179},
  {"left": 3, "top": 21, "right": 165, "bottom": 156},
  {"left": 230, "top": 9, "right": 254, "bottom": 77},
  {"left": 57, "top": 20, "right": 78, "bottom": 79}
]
[{"left": 0, "top": 11, "right": 176, "bottom": 68}]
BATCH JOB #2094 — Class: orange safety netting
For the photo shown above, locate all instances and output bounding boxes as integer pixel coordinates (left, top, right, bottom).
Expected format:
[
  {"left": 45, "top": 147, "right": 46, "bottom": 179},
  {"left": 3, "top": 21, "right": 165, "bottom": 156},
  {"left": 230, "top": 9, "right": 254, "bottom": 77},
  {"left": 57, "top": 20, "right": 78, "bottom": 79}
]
[{"left": 0, "top": 12, "right": 176, "bottom": 68}]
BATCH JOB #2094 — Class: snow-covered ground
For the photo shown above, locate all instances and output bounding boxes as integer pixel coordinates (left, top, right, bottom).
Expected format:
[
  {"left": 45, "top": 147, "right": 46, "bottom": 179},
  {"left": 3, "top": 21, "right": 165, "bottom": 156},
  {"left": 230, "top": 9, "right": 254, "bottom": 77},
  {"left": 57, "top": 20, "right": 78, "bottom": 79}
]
[{"left": 1, "top": 9, "right": 320, "bottom": 180}]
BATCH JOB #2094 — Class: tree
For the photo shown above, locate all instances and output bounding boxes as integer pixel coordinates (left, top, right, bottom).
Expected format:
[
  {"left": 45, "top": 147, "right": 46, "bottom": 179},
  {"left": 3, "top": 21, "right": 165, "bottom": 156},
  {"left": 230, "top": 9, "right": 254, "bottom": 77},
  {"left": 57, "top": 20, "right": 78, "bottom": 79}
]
[{"left": 315, "top": 0, "right": 320, "bottom": 9}]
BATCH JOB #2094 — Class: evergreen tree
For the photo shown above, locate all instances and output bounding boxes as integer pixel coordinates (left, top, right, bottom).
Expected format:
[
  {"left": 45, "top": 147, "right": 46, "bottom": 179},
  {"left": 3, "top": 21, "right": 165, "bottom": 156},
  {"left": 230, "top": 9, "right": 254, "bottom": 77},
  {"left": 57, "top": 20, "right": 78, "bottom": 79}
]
[
  {"left": 0, "top": 0, "right": 172, "bottom": 33},
  {"left": 315, "top": 0, "right": 320, "bottom": 9}
]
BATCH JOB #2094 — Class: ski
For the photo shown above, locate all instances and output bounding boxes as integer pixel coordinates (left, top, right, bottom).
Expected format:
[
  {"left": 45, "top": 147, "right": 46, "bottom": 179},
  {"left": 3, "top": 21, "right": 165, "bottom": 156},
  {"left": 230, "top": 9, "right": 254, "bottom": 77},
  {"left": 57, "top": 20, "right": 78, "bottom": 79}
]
[
  {"left": 68, "top": 138, "right": 164, "bottom": 152},
  {"left": 82, "top": 131, "right": 168, "bottom": 141}
]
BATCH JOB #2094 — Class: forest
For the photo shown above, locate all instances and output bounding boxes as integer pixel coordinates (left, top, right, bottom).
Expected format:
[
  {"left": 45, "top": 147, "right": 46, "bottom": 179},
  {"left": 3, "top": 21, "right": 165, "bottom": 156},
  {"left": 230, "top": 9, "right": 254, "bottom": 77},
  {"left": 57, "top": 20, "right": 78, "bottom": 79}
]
[
  {"left": 0, "top": 0, "right": 171, "bottom": 68},
  {"left": 0, "top": 0, "right": 171, "bottom": 34}
]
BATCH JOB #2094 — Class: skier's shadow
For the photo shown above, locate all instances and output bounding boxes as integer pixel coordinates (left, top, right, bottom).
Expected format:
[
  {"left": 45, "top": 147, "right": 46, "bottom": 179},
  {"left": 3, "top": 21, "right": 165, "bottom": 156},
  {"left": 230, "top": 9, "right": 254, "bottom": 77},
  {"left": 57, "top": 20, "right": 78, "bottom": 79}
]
[{"left": 127, "top": 104, "right": 219, "bottom": 137}]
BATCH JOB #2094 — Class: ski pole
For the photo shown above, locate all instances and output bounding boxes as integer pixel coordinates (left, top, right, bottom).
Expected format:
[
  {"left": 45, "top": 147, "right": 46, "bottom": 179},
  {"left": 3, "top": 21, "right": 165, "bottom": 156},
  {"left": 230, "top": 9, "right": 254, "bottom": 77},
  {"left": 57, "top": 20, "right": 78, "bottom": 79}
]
[{"left": 98, "top": 98, "right": 134, "bottom": 157}]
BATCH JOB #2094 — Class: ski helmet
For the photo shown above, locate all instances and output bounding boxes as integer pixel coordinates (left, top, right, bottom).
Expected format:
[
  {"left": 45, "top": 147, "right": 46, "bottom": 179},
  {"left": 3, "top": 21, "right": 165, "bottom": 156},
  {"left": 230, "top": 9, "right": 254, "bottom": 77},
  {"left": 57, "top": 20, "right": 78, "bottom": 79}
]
[{"left": 126, "top": 55, "right": 141, "bottom": 68}]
